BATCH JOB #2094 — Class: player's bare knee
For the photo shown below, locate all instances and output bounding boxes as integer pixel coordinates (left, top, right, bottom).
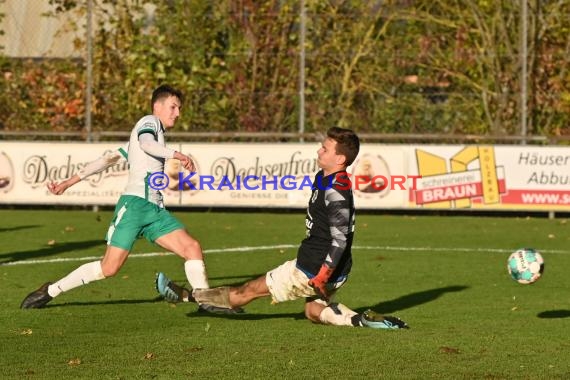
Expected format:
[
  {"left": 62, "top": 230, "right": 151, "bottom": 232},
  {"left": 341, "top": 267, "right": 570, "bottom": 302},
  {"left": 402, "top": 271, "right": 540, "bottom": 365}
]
[
  {"left": 101, "top": 265, "right": 120, "bottom": 277},
  {"left": 189, "top": 238, "right": 201, "bottom": 252},
  {"left": 184, "top": 238, "right": 202, "bottom": 259}
]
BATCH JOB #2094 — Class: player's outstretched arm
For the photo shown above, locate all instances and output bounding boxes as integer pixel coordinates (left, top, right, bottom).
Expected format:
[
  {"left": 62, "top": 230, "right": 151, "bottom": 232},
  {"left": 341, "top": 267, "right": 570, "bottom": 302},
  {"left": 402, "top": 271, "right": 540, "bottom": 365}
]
[
  {"left": 46, "top": 145, "right": 127, "bottom": 196},
  {"left": 47, "top": 175, "right": 81, "bottom": 195}
]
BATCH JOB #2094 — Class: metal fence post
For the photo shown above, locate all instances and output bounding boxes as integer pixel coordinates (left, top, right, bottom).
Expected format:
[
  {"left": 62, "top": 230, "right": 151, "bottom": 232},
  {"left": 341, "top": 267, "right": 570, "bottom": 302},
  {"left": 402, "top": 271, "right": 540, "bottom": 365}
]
[
  {"left": 520, "top": 0, "right": 528, "bottom": 145},
  {"left": 298, "top": 0, "right": 306, "bottom": 142},
  {"left": 85, "top": 0, "right": 93, "bottom": 143}
]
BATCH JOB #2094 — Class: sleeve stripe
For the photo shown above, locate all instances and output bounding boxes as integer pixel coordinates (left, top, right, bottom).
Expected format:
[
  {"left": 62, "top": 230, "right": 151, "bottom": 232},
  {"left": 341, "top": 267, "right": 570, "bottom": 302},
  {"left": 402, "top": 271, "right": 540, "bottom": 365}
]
[
  {"left": 137, "top": 129, "right": 157, "bottom": 139},
  {"left": 118, "top": 147, "right": 128, "bottom": 159}
]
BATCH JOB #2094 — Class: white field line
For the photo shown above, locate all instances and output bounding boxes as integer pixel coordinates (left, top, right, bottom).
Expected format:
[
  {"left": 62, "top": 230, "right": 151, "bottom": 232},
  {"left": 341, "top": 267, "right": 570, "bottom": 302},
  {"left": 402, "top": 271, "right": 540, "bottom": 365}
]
[{"left": 2, "top": 244, "right": 570, "bottom": 267}]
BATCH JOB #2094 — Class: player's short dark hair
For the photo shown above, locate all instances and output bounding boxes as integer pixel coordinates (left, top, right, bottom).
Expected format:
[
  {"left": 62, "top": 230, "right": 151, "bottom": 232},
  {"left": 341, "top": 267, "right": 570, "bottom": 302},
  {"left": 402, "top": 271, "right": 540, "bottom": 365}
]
[
  {"left": 151, "top": 85, "right": 183, "bottom": 111},
  {"left": 327, "top": 126, "right": 360, "bottom": 166}
]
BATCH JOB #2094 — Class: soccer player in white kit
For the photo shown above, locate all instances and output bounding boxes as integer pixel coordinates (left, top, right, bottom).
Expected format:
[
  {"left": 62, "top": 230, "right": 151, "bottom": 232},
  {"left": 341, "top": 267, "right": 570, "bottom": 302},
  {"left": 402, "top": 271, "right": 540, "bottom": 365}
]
[{"left": 21, "top": 85, "right": 215, "bottom": 309}]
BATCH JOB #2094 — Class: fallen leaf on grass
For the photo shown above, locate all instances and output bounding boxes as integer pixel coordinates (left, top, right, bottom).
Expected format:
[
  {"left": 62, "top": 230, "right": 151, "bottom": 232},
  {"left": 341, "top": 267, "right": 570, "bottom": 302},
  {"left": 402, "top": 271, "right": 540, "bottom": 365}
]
[
  {"left": 144, "top": 353, "right": 155, "bottom": 360},
  {"left": 20, "top": 328, "right": 33, "bottom": 335},
  {"left": 439, "top": 346, "right": 460, "bottom": 354},
  {"left": 64, "top": 226, "right": 75, "bottom": 232},
  {"left": 47, "top": 240, "right": 56, "bottom": 246},
  {"left": 67, "top": 358, "right": 81, "bottom": 366}
]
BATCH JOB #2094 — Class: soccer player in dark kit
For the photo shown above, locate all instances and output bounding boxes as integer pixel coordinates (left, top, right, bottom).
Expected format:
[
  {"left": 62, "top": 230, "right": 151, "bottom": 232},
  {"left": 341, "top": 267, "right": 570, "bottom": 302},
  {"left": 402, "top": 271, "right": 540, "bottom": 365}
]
[{"left": 156, "top": 126, "right": 408, "bottom": 329}]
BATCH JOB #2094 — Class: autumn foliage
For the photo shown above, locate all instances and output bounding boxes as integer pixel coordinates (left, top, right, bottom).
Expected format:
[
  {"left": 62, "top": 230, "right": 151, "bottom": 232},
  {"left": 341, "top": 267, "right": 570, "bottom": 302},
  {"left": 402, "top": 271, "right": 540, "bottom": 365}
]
[{"left": 1, "top": 0, "right": 569, "bottom": 140}]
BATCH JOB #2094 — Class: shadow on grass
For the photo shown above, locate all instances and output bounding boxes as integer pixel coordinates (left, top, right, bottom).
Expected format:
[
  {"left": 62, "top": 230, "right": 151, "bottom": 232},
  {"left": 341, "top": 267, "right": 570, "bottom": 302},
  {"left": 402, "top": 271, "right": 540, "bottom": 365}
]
[
  {"left": 40, "top": 284, "right": 468, "bottom": 320},
  {"left": 185, "top": 310, "right": 306, "bottom": 321},
  {"left": 183, "top": 285, "right": 469, "bottom": 322},
  {"left": 41, "top": 297, "right": 305, "bottom": 321},
  {"left": 43, "top": 297, "right": 165, "bottom": 308},
  {"left": 0, "top": 225, "right": 41, "bottom": 234},
  {"left": 537, "top": 310, "right": 570, "bottom": 319},
  {"left": 360, "top": 285, "right": 469, "bottom": 315},
  {"left": 0, "top": 240, "right": 105, "bottom": 264}
]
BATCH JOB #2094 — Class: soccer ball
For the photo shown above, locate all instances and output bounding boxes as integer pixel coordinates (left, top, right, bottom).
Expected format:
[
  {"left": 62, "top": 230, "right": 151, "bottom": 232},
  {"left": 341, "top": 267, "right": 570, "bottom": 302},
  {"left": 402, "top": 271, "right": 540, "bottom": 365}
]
[{"left": 507, "top": 248, "right": 544, "bottom": 284}]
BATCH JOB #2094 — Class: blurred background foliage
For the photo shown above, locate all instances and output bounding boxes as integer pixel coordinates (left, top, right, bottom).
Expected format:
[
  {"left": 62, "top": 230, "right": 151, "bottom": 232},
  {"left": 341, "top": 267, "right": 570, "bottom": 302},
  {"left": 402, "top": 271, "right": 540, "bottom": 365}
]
[{"left": 0, "top": 0, "right": 569, "bottom": 140}]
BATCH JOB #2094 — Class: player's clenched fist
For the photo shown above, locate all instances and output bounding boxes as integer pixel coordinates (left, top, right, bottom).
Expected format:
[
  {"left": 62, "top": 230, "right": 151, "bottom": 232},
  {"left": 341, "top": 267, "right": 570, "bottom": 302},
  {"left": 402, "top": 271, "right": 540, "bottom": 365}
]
[{"left": 174, "top": 151, "right": 195, "bottom": 172}]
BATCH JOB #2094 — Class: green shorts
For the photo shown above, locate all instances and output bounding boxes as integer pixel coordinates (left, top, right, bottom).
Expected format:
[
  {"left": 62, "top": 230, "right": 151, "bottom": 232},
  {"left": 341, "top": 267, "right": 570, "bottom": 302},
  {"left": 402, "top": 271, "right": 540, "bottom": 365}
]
[{"left": 106, "top": 195, "right": 184, "bottom": 251}]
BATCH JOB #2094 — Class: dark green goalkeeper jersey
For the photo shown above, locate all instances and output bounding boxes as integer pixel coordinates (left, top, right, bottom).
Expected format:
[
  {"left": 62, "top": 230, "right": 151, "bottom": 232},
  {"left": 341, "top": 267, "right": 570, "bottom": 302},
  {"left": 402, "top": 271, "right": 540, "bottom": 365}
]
[{"left": 296, "top": 170, "right": 355, "bottom": 281}]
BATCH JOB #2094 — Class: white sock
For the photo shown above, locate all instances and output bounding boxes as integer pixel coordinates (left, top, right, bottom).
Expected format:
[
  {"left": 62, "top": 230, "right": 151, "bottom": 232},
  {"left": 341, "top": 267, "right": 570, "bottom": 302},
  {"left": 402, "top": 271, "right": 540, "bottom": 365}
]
[
  {"left": 184, "top": 260, "right": 209, "bottom": 289},
  {"left": 47, "top": 261, "right": 105, "bottom": 298},
  {"left": 318, "top": 303, "right": 358, "bottom": 326}
]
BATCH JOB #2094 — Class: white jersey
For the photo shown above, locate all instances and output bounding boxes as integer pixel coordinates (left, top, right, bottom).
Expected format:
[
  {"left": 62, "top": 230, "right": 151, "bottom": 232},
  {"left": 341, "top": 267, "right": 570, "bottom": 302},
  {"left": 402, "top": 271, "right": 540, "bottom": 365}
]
[
  {"left": 122, "top": 115, "right": 173, "bottom": 206},
  {"left": 76, "top": 115, "right": 176, "bottom": 206}
]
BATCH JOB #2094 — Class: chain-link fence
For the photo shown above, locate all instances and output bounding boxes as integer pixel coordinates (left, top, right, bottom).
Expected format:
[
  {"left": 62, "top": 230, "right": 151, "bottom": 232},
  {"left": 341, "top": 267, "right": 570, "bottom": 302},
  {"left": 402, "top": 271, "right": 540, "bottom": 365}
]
[{"left": 1, "top": 0, "right": 569, "bottom": 143}]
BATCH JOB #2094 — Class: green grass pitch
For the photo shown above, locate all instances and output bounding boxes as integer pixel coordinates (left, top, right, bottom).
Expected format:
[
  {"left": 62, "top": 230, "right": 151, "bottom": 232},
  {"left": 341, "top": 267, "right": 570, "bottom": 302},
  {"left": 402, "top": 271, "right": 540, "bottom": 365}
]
[{"left": 1, "top": 209, "right": 569, "bottom": 379}]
